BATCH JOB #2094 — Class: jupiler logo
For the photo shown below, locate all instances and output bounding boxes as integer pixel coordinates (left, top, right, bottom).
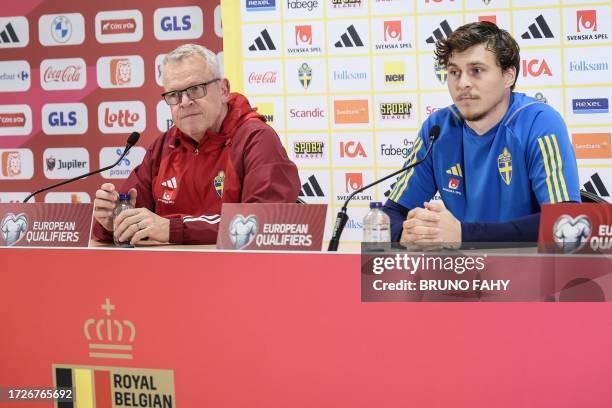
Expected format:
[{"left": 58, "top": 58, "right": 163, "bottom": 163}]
[
  {"left": 229, "top": 214, "right": 258, "bottom": 250},
  {"left": 1, "top": 212, "right": 28, "bottom": 246},
  {"left": 553, "top": 215, "right": 591, "bottom": 253}
]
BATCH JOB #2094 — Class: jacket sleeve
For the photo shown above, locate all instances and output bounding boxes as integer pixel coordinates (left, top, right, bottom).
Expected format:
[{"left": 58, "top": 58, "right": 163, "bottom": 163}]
[
  {"left": 240, "top": 125, "right": 301, "bottom": 203},
  {"left": 91, "top": 136, "right": 163, "bottom": 242}
]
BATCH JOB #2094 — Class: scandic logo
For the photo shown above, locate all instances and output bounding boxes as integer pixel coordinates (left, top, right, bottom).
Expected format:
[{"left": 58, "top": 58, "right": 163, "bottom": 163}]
[
  {"left": 334, "top": 100, "right": 369, "bottom": 124},
  {"left": 101, "top": 19, "right": 136, "bottom": 34},
  {"left": 572, "top": 133, "right": 611, "bottom": 159},
  {"left": 289, "top": 108, "right": 325, "bottom": 118},
  {"left": 0, "top": 113, "right": 26, "bottom": 127}
]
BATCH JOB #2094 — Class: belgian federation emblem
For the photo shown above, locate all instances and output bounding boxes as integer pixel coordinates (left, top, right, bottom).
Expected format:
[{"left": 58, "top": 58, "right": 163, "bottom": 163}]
[
  {"left": 497, "top": 147, "right": 512, "bottom": 185},
  {"left": 298, "top": 63, "right": 312, "bottom": 89},
  {"left": 434, "top": 60, "right": 447, "bottom": 84},
  {"left": 214, "top": 170, "right": 225, "bottom": 198}
]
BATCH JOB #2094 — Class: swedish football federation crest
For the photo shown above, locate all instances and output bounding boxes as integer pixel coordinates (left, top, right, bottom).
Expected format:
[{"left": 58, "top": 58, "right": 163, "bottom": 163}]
[
  {"left": 298, "top": 63, "right": 312, "bottom": 89},
  {"left": 434, "top": 60, "right": 447, "bottom": 84},
  {"left": 497, "top": 148, "right": 512, "bottom": 185},
  {"left": 214, "top": 170, "right": 225, "bottom": 198}
]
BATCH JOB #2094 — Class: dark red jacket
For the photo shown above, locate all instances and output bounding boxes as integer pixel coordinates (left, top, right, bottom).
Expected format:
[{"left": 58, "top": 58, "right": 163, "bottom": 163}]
[{"left": 93, "top": 93, "right": 300, "bottom": 244}]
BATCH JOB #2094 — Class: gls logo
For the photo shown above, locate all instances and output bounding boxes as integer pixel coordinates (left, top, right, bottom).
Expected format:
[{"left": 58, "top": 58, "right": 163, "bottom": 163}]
[
  {"left": 154, "top": 7, "right": 203, "bottom": 40},
  {"left": 340, "top": 141, "right": 367, "bottom": 158},
  {"left": 522, "top": 59, "right": 552, "bottom": 77},
  {"left": 98, "top": 101, "right": 146, "bottom": 134},
  {"left": 42, "top": 103, "right": 88, "bottom": 135}
]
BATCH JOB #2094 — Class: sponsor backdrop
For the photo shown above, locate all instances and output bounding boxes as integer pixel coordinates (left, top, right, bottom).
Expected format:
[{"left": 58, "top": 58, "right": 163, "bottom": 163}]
[
  {"left": 222, "top": 0, "right": 612, "bottom": 246},
  {"left": 0, "top": 1, "right": 222, "bottom": 203}
]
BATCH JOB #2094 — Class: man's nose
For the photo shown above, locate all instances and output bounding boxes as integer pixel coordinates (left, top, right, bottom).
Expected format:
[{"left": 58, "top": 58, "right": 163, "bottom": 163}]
[{"left": 179, "top": 91, "right": 192, "bottom": 106}]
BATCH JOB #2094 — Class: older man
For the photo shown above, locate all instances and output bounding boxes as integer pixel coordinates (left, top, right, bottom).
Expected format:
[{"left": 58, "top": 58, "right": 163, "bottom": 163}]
[{"left": 93, "top": 44, "right": 300, "bottom": 245}]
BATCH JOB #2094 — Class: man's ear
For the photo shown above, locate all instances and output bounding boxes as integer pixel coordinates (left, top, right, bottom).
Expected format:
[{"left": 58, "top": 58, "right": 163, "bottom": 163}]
[
  {"left": 220, "top": 78, "right": 230, "bottom": 102},
  {"left": 503, "top": 66, "right": 516, "bottom": 89}
]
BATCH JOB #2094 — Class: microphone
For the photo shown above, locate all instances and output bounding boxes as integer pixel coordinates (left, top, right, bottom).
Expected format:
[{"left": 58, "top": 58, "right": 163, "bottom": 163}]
[
  {"left": 23, "top": 132, "right": 141, "bottom": 203},
  {"left": 327, "top": 125, "right": 440, "bottom": 251}
]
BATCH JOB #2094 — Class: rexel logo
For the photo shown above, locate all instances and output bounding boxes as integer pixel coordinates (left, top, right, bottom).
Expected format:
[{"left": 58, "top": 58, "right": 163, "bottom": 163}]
[
  {"left": 154, "top": 6, "right": 203, "bottom": 41},
  {"left": 98, "top": 101, "right": 146, "bottom": 134},
  {"left": 95, "top": 10, "right": 143, "bottom": 43},
  {"left": 42, "top": 103, "right": 88, "bottom": 135}
]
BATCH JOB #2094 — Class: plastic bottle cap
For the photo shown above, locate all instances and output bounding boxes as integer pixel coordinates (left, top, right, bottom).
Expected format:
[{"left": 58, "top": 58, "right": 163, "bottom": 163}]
[
  {"left": 118, "top": 193, "right": 131, "bottom": 201},
  {"left": 369, "top": 202, "right": 383, "bottom": 209}
]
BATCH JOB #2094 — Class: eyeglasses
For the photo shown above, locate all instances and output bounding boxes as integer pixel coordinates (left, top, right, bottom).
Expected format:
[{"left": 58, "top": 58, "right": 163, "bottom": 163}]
[{"left": 161, "top": 78, "right": 220, "bottom": 105}]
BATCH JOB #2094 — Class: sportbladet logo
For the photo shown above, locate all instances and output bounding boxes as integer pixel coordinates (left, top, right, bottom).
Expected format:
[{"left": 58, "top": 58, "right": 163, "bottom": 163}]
[
  {"left": 38, "top": 13, "right": 85, "bottom": 46},
  {"left": 154, "top": 6, "right": 203, "bottom": 41},
  {"left": 42, "top": 103, "right": 88, "bottom": 135}
]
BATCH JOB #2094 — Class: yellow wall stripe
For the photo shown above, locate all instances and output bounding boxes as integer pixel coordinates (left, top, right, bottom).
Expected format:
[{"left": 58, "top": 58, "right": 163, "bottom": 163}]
[
  {"left": 544, "top": 135, "right": 563, "bottom": 203},
  {"left": 551, "top": 134, "right": 570, "bottom": 201},
  {"left": 74, "top": 368, "right": 94, "bottom": 408},
  {"left": 390, "top": 138, "right": 423, "bottom": 202},
  {"left": 537, "top": 138, "right": 556, "bottom": 203}
]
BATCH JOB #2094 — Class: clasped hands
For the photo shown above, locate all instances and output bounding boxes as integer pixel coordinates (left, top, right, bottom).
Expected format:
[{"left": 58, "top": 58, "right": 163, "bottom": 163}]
[
  {"left": 93, "top": 183, "right": 170, "bottom": 246},
  {"left": 400, "top": 201, "right": 461, "bottom": 250}
]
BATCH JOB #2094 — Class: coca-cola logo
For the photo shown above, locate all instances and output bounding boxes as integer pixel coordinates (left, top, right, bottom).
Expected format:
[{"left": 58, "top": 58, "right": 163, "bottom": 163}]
[
  {"left": 248, "top": 71, "right": 278, "bottom": 84},
  {"left": 43, "top": 65, "right": 82, "bottom": 83},
  {"left": 104, "top": 108, "right": 140, "bottom": 128},
  {"left": 0, "top": 113, "right": 26, "bottom": 127}
]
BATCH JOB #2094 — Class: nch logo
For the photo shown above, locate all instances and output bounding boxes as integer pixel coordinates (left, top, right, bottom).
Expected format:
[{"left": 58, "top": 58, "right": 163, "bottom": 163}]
[{"left": 384, "top": 61, "right": 405, "bottom": 84}]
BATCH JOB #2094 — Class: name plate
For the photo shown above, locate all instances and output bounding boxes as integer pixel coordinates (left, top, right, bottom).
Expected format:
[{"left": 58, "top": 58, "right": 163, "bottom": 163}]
[
  {"left": 217, "top": 203, "right": 327, "bottom": 251},
  {"left": 539, "top": 203, "right": 612, "bottom": 254},
  {"left": 0, "top": 203, "right": 93, "bottom": 247}
]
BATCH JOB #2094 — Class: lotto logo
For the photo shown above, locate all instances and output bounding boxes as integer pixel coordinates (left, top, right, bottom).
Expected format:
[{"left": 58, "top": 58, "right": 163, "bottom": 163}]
[{"left": 98, "top": 101, "right": 146, "bottom": 134}]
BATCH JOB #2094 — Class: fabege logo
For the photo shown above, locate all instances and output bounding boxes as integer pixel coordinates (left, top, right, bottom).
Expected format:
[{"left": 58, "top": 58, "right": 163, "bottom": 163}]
[
  {"left": 42, "top": 103, "right": 88, "bottom": 135},
  {"left": 522, "top": 59, "right": 552, "bottom": 77},
  {"left": 98, "top": 101, "right": 146, "bottom": 134},
  {"left": 2, "top": 151, "right": 21, "bottom": 177},
  {"left": 345, "top": 173, "right": 363, "bottom": 192},
  {"left": 154, "top": 6, "right": 203, "bottom": 41},
  {"left": 384, "top": 21, "right": 402, "bottom": 42},
  {"left": 287, "top": 0, "right": 319, "bottom": 11},
  {"left": 1, "top": 212, "right": 28, "bottom": 246},
  {"left": 296, "top": 25, "right": 312, "bottom": 45},
  {"left": 553, "top": 215, "right": 591, "bottom": 253},
  {"left": 229, "top": 214, "right": 258, "bottom": 249},
  {"left": 577, "top": 10, "right": 596, "bottom": 32},
  {"left": 340, "top": 141, "right": 367, "bottom": 158},
  {"left": 95, "top": 10, "right": 143, "bottom": 44},
  {"left": 40, "top": 58, "right": 86, "bottom": 90},
  {"left": 334, "top": 99, "right": 369, "bottom": 124}
]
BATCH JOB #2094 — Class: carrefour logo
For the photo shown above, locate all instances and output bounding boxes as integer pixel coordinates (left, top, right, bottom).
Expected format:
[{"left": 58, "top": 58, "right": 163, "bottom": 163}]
[
  {"left": 154, "top": 6, "right": 203, "bottom": 40},
  {"left": 42, "top": 103, "right": 88, "bottom": 135}
]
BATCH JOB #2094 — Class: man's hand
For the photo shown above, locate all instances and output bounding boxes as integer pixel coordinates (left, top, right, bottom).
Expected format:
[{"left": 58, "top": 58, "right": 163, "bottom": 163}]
[
  {"left": 93, "top": 183, "right": 119, "bottom": 232},
  {"left": 400, "top": 201, "right": 461, "bottom": 249},
  {"left": 113, "top": 204, "right": 170, "bottom": 246}
]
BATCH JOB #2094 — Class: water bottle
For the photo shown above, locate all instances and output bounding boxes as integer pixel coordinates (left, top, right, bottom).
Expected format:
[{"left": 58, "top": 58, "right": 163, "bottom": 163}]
[
  {"left": 363, "top": 202, "right": 391, "bottom": 242},
  {"left": 113, "top": 193, "right": 134, "bottom": 248}
]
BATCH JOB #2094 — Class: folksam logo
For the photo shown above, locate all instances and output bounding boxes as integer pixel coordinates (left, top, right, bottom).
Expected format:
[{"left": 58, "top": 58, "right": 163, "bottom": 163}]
[
  {"left": 572, "top": 98, "right": 609, "bottom": 114},
  {"left": 246, "top": 0, "right": 276, "bottom": 11}
]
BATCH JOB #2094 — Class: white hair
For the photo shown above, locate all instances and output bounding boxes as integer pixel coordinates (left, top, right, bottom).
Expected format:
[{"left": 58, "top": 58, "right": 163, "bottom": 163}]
[{"left": 162, "top": 44, "right": 221, "bottom": 79}]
